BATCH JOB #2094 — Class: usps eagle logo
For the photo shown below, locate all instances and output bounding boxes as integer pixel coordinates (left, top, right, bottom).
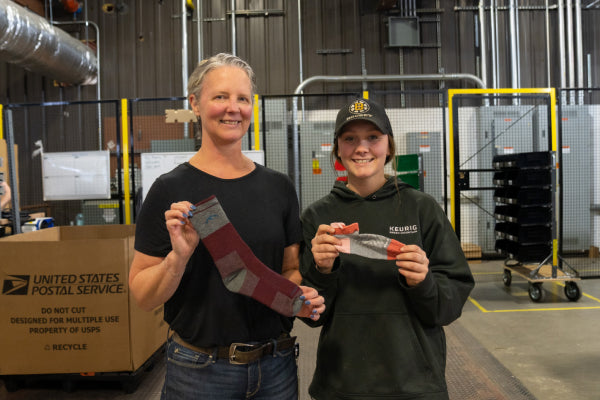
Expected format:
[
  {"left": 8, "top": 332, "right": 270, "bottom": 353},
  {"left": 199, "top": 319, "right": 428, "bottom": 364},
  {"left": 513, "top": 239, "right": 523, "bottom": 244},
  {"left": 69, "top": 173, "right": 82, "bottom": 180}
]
[
  {"left": 2, "top": 275, "right": 30, "bottom": 295},
  {"left": 349, "top": 100, "right": 370, "bottom": 114}
]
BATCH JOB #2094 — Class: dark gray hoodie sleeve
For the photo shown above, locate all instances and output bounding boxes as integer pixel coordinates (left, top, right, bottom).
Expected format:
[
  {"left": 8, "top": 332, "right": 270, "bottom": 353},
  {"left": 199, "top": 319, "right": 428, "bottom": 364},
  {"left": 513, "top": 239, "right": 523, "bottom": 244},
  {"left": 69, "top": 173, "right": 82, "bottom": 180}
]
[
  {"left": 399, "top": 194, "right": 475, "bottom": 327},
  {"left": 299, "top": 208, "right": 341, "bottom": 327}
]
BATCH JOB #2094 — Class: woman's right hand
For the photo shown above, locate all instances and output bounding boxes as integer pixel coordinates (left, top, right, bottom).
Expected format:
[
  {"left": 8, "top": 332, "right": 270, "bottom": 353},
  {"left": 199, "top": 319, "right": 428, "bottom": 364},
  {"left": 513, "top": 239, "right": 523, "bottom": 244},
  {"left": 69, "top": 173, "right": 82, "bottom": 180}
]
[
  {"left": 0, "top": 181, "right": 11, "bottom": 209},
  {"left": 310, "top": 224, "right": 341, "bottom": 272},
  {"left": 165, "top": 201, "right": 200, "bottom": 260}
]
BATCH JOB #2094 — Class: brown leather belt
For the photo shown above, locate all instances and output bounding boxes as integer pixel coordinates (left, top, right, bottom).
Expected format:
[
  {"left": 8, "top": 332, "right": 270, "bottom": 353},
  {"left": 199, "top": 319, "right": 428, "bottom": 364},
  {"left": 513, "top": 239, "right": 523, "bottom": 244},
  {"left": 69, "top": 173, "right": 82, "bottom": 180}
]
[{"left": 172, "top": 333, "right": 296, "bottom": 365}]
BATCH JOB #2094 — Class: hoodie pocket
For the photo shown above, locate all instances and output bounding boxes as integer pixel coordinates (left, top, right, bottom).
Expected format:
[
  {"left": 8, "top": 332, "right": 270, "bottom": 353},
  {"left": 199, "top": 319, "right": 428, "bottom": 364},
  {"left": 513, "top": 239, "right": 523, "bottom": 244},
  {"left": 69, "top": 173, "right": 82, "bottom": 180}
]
[{"left": 314, "top": 312, "right": 446, "bottom": 397}]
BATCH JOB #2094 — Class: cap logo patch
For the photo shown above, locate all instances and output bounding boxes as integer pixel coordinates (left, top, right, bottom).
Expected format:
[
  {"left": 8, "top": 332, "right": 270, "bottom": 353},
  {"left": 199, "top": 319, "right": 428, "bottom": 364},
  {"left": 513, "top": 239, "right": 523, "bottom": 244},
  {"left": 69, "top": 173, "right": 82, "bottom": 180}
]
[{"left": 349, "top": 100, "right": 370, "bottom": 114}]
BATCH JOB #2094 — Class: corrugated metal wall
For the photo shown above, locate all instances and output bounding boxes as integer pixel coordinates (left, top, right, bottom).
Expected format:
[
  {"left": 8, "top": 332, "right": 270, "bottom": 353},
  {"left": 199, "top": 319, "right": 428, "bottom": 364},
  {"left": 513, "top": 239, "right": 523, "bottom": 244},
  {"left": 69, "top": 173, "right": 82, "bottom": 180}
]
[{"left": 1, "top": 0, "right": 599, "bottom": 103}]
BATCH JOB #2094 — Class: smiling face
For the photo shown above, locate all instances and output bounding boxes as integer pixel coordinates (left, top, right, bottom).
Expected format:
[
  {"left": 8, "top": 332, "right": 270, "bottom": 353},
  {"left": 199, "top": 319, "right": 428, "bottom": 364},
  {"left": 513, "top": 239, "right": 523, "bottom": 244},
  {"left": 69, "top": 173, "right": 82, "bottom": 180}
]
[
  {"left": 190, "top": 65, "right": 253, "bottom": 146},
  {"left": 336, "top": 120, "right": 391, "bottom": 191}
]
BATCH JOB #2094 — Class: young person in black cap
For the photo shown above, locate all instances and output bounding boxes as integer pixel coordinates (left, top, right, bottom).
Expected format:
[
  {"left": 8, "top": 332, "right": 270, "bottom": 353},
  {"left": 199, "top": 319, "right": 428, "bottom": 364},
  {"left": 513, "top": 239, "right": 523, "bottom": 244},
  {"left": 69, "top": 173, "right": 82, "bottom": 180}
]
[{"left": 300, "top": 97, "right": 474, "bottom": 399}]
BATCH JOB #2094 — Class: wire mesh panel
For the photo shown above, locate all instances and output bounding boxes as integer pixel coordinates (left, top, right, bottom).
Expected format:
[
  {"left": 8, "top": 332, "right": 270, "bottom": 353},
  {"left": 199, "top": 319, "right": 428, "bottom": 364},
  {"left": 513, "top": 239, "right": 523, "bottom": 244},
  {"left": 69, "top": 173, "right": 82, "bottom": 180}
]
[
  {"left": 261, "top": 96, "right": 291, "bottom": 176},
  {"left": 374, "top": 90, "right": 448, "bottom": 211},
  {"left": 125, "top": 98, "right": 192, "bottom": 219},
  {"left": 128, "top": 97, "right": 263, "bottom": 223},
  {"left": 449, "top": 90, "right": 553, "bottom": 258},
  {"left": 3, "top": 100, "right": 121, "bottom": 228},
  {"left": 261, "top": 91, "right": 448, "bottom": 211},
  {"left": 558, "top": 89, "right": 600, "bottom": 278}
]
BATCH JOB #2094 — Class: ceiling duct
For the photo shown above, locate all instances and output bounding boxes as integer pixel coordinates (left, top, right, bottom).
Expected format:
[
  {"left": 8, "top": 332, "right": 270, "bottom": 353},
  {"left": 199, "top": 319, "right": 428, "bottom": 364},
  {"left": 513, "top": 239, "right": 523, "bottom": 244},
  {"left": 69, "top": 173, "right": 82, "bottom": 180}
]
[{"left": 0, "top": 0, "right": 97, "bottom": 85}]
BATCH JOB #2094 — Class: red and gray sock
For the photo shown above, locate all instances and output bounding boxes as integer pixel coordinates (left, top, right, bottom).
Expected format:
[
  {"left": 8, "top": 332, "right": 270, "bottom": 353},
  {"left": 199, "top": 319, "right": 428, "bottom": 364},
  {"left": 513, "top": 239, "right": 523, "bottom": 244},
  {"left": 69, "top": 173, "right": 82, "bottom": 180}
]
[
  {"left": 332, "top": 222, "right": 405, "bottom": 260},
  {"left": 190, "top": 195, "right": 303, "bottom": 317}
]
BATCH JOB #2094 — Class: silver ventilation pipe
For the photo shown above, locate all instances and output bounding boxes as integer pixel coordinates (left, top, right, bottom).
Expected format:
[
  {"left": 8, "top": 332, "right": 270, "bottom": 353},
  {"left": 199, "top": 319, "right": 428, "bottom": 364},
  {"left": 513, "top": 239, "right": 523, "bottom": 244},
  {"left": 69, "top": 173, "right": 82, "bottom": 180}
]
[{"left": 0, "top": 0, "right": 97, "bottom": 85}]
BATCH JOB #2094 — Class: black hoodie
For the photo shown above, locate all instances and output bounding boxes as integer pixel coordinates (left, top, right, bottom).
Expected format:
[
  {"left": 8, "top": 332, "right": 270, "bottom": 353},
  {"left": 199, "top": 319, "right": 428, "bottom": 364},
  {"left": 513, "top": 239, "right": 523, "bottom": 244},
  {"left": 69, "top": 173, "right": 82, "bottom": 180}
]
[{"left": 300, "top": 177, "right": 475, "bottom": 400}]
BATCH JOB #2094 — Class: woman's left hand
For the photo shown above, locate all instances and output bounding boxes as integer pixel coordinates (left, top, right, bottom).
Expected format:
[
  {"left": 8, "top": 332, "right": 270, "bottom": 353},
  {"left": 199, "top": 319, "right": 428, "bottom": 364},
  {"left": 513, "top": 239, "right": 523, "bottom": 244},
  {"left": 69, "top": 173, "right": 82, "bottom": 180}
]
[
  {"left": 395, "top": 244, "right": 429, "bottom": 287},
  {"left": 296, "top": 286, "right": 326, "bottom": 320}
]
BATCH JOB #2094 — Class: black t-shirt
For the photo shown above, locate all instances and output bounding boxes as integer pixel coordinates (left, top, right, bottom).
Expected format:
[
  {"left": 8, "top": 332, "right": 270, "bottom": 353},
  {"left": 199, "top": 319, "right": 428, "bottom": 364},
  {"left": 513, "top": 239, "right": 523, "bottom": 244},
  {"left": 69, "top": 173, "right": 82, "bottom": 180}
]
[{"left": 135, "top": 162, "right": 302, "bottom": 347}]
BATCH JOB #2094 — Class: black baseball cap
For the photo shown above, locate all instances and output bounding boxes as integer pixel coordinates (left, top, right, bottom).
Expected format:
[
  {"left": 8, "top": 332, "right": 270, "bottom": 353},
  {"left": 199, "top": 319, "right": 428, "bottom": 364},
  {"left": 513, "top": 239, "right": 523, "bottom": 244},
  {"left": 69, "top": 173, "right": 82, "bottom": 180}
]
[{"left": 334, "top": 98, "right": 393, "bottom": 138}]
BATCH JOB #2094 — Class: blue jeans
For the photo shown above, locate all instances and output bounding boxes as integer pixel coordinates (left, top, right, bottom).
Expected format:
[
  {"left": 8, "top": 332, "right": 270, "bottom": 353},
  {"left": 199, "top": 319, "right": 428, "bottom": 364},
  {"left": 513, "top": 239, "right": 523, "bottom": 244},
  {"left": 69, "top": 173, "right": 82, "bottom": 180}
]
[{"left": 161, "top": 336, "right": 298, "bottom": 400}]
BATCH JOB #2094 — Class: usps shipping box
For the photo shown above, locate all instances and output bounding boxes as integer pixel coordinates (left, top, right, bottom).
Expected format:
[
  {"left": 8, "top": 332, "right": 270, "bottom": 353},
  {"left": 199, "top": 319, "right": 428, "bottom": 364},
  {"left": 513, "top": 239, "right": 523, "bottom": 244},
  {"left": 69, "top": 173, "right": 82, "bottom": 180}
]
[{"left": 0, "top": 225, "right": 167, "bottom": 375}]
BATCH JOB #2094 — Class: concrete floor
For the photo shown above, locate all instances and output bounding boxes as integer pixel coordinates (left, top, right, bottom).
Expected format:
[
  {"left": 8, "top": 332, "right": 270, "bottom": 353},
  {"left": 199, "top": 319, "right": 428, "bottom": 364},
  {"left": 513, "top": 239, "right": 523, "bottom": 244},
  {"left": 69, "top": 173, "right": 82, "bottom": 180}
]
[
  {"left": 1, "top": 259, "right": 599, "bottom": 399},
  {"left": 459, "top": 259, "right": 600, "bottom": 400}
]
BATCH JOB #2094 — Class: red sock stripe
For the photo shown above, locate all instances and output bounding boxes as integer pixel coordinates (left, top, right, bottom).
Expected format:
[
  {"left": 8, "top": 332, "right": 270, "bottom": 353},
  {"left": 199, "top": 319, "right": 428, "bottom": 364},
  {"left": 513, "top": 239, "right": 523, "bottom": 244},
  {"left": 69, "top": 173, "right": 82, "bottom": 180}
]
[
  {"left": 332, "top": 222, "right": 359, "bottom": 235},
  {"left": 386, "top": 239, "right": 405, "bottom": 260}
]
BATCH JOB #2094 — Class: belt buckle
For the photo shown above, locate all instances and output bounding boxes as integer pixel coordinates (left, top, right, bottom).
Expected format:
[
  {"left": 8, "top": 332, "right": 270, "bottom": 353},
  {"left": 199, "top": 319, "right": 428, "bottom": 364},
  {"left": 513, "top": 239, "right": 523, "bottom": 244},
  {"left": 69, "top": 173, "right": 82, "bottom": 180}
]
[{"left": 229, "top": 342, "right": 253, "bottom": 365}]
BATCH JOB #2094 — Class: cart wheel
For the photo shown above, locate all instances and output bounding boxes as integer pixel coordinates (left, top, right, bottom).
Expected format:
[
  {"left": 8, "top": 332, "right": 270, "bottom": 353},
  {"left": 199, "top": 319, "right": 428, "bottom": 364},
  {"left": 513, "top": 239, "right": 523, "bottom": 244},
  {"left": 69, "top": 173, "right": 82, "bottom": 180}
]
[
  {"left": 564, "top": 281, "right": 581, "bottom": 302},
  {"left": 502, "top": 269, "right": 512, "bottom": 287},
  {"left": 529, "top": 283, "right": 544, "bottom": 302}
]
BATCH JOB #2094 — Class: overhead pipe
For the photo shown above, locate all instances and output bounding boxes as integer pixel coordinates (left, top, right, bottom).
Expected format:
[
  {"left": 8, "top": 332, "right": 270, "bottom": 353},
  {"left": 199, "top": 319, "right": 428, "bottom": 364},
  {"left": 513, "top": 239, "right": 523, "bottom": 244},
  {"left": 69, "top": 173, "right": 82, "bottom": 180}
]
[
  {"left": 52, "top": 19, "right": 102, "bottom": 147},
  {"left": 557, "top": 0, "right": 567, "bottom": 103},
  {"left": 0, "top": 0, "right": 97, "bottom": 85},
  {"left": 196, "top": 0, "right": 203, "bottom": 61},
  {"left": 297, "top": 0, "right": 303, "bottom": 85},
  {"left": 490, "top": 0, "right": 499, "bottom": 90},
  {"left": 231, "top": 0, "right": 236, "bottom": 55},
  {"left": 478, "top": 0, "right": 488, "bottom": 89},
  {"left": 566, "top": 0, "right": 575, "bottom": 103},
  {"left": 575, "top": 0, "right": 584, "bottom": 103},
  {"left": 515, "top": 1, "right": 521, "bottom": 88},
  {"left": 508, "top": 0, "right": 520, "bottom": 105},
  {"left": 545, "top": 0, "right": 551, "bottom": 86},
  {"left": 297, "top": 0, "right": 305, "bottom": 116},
  {"left": 182, "top": 0, "right": 189, "bottom": 136},
  {"left": 508, "top": 0, "right": 519, "bottom": 90},
  {"left": 290, "top": 74, "right": 486, "bottom": 196}
]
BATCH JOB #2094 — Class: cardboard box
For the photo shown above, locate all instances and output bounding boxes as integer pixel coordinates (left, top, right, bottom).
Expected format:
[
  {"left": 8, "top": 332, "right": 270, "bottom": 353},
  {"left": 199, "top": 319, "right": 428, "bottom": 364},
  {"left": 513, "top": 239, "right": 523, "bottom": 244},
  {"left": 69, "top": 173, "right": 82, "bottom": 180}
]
[
  {"left": 461, "top": 242, "right": 482, "bottom": 260},
  {"left": 0, "top": 225, "right": 167, "bottom": 375}
]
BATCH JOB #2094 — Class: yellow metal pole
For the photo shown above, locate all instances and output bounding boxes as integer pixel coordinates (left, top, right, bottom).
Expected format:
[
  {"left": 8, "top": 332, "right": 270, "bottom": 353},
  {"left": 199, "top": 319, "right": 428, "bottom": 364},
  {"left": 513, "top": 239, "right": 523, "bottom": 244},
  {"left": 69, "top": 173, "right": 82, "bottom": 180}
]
[
  {"left": 447, "top": 90, "right": 456, "bottom": 230},
  {"left": 549, "top": 87, "right": 557, "bottom": 152},
  {"left": 253, "top": 94, "right": 260, "bottom": 151},
  {"left": 549, "top": 88, "right": 558, "bottom": 267},
  {"left": 362, "top": 91, "right": 369, "bottom": 99},
  {"left": 120, "top": 99, "right": 131, "bottom": 225},
  {"left": 446, "top": 88, "right": 555, "bottom": 231},
  {"left": 448, "top": 88, "right": 559, "bottom": 264}
]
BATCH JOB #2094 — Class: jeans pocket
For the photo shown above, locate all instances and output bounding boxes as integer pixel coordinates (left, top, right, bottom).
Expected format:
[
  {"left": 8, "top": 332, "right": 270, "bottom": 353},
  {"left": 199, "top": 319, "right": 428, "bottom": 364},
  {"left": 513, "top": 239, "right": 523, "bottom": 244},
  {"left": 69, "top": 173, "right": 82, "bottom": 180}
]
[
  {"left": 274, "top": 345, "right": 296, "bottom": 359},
  {"left": 167, "top": 339, "right": 213, "bottom": 369}
]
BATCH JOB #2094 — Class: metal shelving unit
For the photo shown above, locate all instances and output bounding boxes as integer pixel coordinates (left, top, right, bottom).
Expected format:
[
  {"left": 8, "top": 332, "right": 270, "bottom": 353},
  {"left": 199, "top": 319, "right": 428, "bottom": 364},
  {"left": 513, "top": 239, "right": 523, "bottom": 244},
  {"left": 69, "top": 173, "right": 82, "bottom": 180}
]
[{"left": 492, "top": 151, "right": 581, "bottom": 302}]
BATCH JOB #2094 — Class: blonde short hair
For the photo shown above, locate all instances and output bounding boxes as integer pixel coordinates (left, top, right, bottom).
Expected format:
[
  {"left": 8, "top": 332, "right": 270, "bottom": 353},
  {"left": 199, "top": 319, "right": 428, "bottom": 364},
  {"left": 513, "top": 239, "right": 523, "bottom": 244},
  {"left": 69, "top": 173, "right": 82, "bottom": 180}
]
[{"left": 187, "top": 53, "right": 256, "bottom": 99}]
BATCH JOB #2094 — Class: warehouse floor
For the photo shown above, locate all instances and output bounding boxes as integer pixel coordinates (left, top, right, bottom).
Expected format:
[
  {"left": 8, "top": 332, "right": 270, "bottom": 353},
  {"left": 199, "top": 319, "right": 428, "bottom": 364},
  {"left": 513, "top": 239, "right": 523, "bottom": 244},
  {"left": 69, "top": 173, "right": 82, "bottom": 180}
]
[{"left": 1, "top": 259, "right": 599, "bottom": 400}]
